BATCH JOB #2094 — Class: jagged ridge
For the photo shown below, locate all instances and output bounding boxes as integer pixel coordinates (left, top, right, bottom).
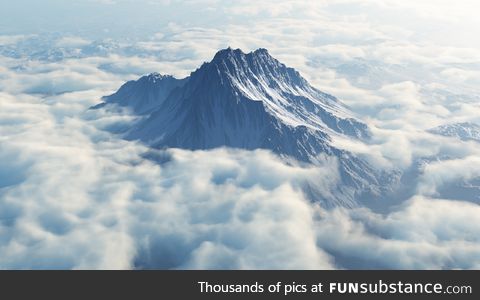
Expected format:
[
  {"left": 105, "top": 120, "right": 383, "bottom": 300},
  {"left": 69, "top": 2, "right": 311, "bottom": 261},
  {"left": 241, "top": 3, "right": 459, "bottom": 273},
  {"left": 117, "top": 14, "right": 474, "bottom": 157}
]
[{"left": 96, "top": 47, "right": 397, "bottom": 207}]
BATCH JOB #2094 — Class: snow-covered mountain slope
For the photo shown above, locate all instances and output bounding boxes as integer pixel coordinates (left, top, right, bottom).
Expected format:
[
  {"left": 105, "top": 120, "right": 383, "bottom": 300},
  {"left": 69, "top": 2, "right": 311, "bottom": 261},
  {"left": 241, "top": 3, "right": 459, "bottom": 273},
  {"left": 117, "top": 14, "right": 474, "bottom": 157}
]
[
  {"left": 429, "top": 122, "right": 480, "bottom": 142},
  {"left": 97, "top": 48, "right": 398, "bottom": 207},
  {"left": 93, "top": 72, "right": 187, "bottom": 114},
  {"left": 129, "top": 48, "right": 369, "bottom": 144}
]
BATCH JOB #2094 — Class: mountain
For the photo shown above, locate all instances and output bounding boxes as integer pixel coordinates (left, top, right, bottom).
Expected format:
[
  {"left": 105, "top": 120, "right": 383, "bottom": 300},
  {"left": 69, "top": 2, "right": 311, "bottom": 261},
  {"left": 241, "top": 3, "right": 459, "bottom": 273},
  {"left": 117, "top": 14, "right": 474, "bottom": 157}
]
[
  {"left": 95, "top": 48, "right": 397, "bottom": 207},
  {"left": 93, "top": 73, "right": 187, "bottom": 114},
  {"left": 429, "top": 122, "right": 480, "bottom": 142}
]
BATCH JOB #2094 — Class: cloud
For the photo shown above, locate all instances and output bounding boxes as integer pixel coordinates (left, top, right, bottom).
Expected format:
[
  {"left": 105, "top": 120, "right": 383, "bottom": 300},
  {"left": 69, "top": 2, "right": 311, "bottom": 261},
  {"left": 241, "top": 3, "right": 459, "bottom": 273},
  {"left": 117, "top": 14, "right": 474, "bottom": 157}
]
[
  {"left": 0, "top": 89, "right": 338, "bottom": 269},
  {"left": 55, "top": 37, "right": 91, "bottom": 48},
  {"left": 316, "top": 196, "right": 480, "bottom": 269},
  {"left": 1, "top": 52, "right": 480, "bottom": 270},
  {"left": 0, "top": 35, "right": 35, "bottom": 46},
  {"left": 418, "top": 155, "right": 480, "bottom": 197},
  {"left": 1, "top": 0, "right": 480, "bottom": 270},
  {"left": 2, "top": 96, "right": 480, "bottom": 269}
]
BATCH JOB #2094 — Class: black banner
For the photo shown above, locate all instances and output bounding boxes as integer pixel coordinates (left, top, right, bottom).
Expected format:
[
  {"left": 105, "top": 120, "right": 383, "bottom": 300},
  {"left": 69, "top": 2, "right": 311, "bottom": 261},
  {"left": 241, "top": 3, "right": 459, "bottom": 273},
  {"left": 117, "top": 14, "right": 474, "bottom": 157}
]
[{"left": 0, "top": 271, "right": 477, "bottom": 299}]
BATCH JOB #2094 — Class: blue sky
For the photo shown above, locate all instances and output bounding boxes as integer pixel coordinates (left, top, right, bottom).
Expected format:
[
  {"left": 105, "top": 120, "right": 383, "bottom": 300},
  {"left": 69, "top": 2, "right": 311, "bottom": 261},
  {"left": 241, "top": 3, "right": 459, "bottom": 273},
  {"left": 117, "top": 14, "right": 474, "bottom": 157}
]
[{"left": 1, "top": 0, "right": 479, "bottom": 46}]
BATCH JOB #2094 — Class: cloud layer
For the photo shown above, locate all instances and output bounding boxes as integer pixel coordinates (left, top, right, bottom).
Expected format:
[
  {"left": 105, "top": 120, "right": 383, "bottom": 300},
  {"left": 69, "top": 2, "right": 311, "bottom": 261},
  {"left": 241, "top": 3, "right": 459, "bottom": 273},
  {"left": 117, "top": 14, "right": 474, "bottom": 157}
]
[
  {"left": 0, "top": 54, "right": 479, "bottom": 270},
  {"left": 1, "top": 0, "right": 480, "bottom": 269}
]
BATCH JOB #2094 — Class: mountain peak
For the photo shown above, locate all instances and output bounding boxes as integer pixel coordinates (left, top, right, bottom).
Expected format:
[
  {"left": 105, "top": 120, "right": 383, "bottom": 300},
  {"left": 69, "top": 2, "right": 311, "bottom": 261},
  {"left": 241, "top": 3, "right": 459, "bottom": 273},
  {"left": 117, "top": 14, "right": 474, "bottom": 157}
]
[
  {"left": 97, "top": 47, "right": 386, "bottom": 206},
  {"left": 143, "top": 72, "right": 173, "bottom": 83},
  {"left": 96, "top": 72, "right": 186, "bottom": 114},
  {"left": 253, "top": 47, "right": 269, "bottom": 55},
  {"left": 212, "top": 47, "right": 245, "bottom": 61},
  {"left": 429, "top": 122, "right": 480, "bottom": 142},
  {"left": 211, "top": 47, "right": 275, "bottom": 64},
  {"left": 206, "top": 47, "right": 298, "bottom": 89}
]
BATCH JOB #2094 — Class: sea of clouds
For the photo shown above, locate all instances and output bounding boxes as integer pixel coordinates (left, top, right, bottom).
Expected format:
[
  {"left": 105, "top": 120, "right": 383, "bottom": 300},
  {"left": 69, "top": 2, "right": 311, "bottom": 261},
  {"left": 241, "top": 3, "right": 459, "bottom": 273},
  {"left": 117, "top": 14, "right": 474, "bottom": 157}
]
[{"left": 1, "top": 0, "right": 480, "bottom": 269}]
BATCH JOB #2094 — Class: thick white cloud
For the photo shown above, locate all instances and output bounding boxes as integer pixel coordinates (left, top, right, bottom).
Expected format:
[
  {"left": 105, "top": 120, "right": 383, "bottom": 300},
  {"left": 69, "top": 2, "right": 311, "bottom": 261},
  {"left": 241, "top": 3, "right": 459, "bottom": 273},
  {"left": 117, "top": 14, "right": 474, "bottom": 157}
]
[
  {"left": 418, "top": 155, "right": 480, "bottom": 197},
  {"left": 1, "top": 53, "right": 480, "bottom": 270},
  {"left": 0, "top": 35, "right": 35, "bottom": 46},
  {"left": 0, "top": 89, "right": 338, "bottom": 269},
  {"left": 55, "top": 36, "right": 92, "bottom": 48},
  {"left": 316, "top": 196, "right": 480, "bottom": 269},
  {"left": 1, "top": 0, "right": 480, "bottom": 270}
]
